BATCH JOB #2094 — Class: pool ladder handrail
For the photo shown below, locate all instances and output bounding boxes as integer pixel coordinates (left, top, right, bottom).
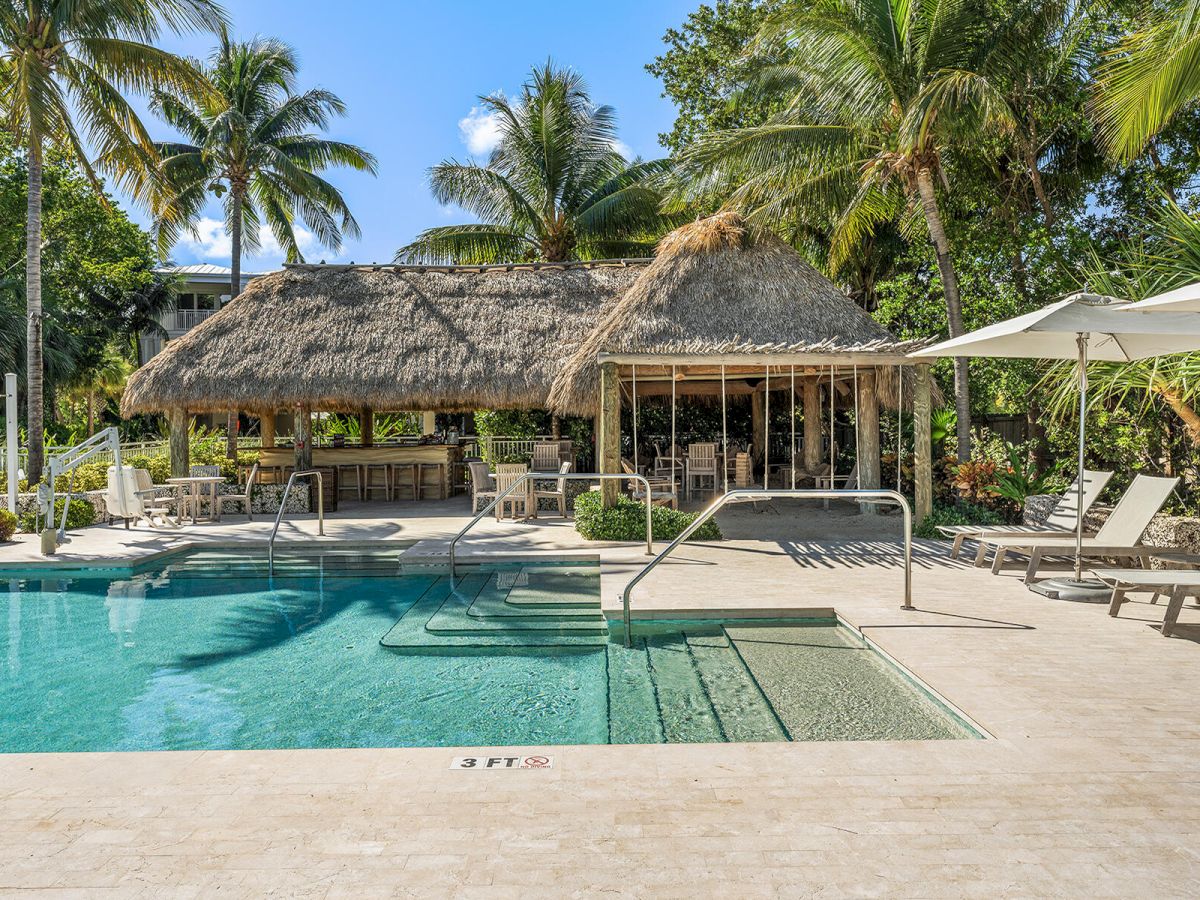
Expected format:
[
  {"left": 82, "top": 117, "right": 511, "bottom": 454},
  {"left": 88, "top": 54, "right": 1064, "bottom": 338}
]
[
  {"left": 448, "top": 471, "right": 655, "bottom": 582},
  {"left": 268, "top": 469, "right": 324, "bottom": 574},
  {"left": 619, "top": 488, "right": 915, "bottom": 647}
]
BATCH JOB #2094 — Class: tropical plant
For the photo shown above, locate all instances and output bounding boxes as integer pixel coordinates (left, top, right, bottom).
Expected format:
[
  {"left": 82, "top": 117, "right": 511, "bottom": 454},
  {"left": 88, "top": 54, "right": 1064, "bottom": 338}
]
[
  {"left": 143, "top": 28, "right": 375, "bottom": 456},
  {"left": 673, "top": 0, "right": 1066, "bottom": 460},
  {"left": 0, "top": 0, "right": 225, "bottom": 483},
  {"left": 1092, "top": 0, "right": 1200, "bottom": 162},
  {"left": 992, "top": 442, "right": 1052, "bottom": 506},
  {"left": 0, "top": 508, "right": 16, "bottom": 542},
  {"left": 397, "top": 62, "right": 672, "bottom": 264},
  {"left": 573, "top": 490, "right": 722, "bottom": 542},
  {"left": 914, "top": 501, "right": 1002, "bottom": 538},
  {"left": 62, "top": 342, "right": 133, "bottom": 436}
]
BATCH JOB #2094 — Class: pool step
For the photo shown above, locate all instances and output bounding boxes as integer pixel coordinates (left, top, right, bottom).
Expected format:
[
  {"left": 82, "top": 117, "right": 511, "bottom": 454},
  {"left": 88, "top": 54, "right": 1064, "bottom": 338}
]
[
  {"left": 160, "top": 549, "right": 404, "bottom": 578},
  {"left": 644, "top": 633, "right": 725, "bottom": 743},
  {"left": 380, "top": 574, "right": 607, "bottom": 650},
  {"left": 606, "top": 637, "right": 666, "bottom": 744},
  {"left": 685, "top": 632, "right": 790, "bottom": 743}
]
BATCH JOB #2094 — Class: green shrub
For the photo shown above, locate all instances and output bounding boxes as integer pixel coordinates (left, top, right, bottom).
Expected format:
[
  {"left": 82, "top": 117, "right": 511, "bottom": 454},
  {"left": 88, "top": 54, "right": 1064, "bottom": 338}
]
[
  {"left": 19, "top": 497, "right": 97, "bottom": 533},
  {"left": 574, "top": 491, "right": 722, "bottom": 542},
  {"left": 915, "top": 502, "right": 1003, "bottom": 540},
  {"left": 0, "top": 509, "right": 16, "bottom": 542}
]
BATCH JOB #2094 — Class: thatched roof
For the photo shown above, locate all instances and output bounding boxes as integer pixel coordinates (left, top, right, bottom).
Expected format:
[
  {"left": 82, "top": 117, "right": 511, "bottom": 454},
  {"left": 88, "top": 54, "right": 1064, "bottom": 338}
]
[
  {"left": 122, "top": 260, "right": 646, "bottom": 416},
  {"left": 547, "top": 212, "right": 927, "bottom": 415}
]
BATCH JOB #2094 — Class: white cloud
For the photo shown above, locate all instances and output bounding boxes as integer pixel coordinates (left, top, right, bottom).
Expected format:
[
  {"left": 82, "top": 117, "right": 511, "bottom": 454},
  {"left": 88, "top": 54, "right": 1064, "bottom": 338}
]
[
  {"left": 181, "top": 216, "right": 317, "bottom": 265},
  {"left": 458, "top": 106, "right": 504, "bottom": 157},
  {"left": 611, "top": 139, "right": 635, "bottom": 161}
]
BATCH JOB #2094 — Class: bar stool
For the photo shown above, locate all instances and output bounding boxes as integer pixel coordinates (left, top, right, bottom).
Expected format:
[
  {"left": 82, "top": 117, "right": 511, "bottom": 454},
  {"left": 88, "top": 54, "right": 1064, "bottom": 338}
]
[
  {"left": 391, "top": 463, "right": 419, "bottom": 500},
  {"left": 417, "top": 463, "right": 447, "bottom": 500},
  {"left": 336, "top": 463, "right": 363, "bottom": 500},
  {"left": 363, "top": 463, "right": 391, "bottom": 500}
]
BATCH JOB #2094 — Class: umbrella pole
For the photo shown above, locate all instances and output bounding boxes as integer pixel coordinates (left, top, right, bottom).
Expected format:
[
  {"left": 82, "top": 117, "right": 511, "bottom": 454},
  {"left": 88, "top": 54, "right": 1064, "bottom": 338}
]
[{"left": 1075, "top": 334, "right": 1087, "bottom": 582}]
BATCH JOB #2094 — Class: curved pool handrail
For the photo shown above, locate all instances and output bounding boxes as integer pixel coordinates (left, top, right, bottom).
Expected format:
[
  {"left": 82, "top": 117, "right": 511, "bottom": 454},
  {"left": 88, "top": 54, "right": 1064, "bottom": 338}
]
[
  {"left": 619, "top": 488, "right": 915, "bottom": 647},
  {"left": 268, "top": 469, "right": 324, "bottom": 574},
  {"left": 448, "top": 471, "right": 655, "bottom": 583}
]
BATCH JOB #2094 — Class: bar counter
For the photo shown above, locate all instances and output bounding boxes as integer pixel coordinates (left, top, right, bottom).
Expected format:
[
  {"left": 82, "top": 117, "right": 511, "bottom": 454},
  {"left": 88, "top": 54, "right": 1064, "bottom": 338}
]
[{"left": 257, "top": 444, "right": 464, "bottom": 498}]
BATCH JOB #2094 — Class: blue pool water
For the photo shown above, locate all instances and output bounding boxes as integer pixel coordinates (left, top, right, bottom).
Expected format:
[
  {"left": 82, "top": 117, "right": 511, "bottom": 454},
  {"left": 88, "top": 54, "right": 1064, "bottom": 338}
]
[{"left": 0, "top": 550, "right": 977, "bottom": 751}]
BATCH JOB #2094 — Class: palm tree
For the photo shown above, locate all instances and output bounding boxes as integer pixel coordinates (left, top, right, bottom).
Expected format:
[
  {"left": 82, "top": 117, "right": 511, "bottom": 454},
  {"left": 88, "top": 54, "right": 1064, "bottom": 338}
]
[
  {"left": 1092, "top": 0, "right": 1200, "bottom": 162},
  {"left": 0, "top": 0, "right": 225, "bottom": 484},
  {"left": 674, "top": 0, "right": 1048, "bottom": 460},
  {"left": 147, "top": 29, "right": 376, "bottom": 456},
  {"left": 397, "top": 62, "right": 671, "bottom": 264}
]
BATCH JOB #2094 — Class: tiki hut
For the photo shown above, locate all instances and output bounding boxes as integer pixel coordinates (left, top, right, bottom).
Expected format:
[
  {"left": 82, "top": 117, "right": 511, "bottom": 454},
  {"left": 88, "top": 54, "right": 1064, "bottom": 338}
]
[
  {"left": 122, "top": 260, "right": 646, "bottom": 418},
  {"left": 547, "top": 212, "right": 938, "bottom": 518}
]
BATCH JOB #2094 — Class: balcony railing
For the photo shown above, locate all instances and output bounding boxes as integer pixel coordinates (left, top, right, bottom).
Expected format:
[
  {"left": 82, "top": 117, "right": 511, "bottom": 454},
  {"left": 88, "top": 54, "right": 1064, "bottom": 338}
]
[{"left": 162, "top": 308, "right": 218, "bottom": 331}]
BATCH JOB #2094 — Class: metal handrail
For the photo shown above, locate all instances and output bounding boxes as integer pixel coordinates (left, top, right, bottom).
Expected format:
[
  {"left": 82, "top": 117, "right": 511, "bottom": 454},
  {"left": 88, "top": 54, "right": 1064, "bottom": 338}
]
[
  {"left": 268, "top": 469, "right": 324, "bottom": 573},
  {"left": 618, "top": 489, "right": 915, "bottom": 647},
  {"left": 448, "top": 472, "right": 656, "bottom": 583}
]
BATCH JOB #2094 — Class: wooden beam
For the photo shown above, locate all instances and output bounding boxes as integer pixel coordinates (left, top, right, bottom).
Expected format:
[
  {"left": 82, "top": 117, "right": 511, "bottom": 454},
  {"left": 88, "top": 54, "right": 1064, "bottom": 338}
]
[
  {"left": 260, "top": 413, "right": 275, "bottom": 449},
  {"left": 600, "top": 361, "right": 621, "bottom": 507},
  {"left": 914, "top": 364, "right": 933, "bottom": 524},
  {"left": 359, "top": 409, "right": 374, "bottom": 447},
  {"left": 858, "top": 370, "right": 881, "bottom": 504},
  {"left": 600, "top": 351, "right": 916, "bottom": 367},
  {"left": 803, "top": 377, "right": 822, "bottom": 472},
  {"left": 751, "top": 390, "right": 766, "bottom": 466},
  {"left": 614, "top": 379, "right": 755, "bottom": 399},
  {"left": 294, "top": 405, "right": 313, "bottom": 472},
  {"left": 168, "top": 408, "right": 188, "bottom": 478}
]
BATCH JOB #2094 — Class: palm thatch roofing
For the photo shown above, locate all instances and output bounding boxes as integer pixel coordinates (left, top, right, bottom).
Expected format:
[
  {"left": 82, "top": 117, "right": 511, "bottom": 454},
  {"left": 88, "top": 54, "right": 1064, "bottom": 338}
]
[
  {"left": 547, "top": 212, "right": 932, "bottom": 415},
  {"left": 121, "top": 260, "right": 647, "bottom": 416}
]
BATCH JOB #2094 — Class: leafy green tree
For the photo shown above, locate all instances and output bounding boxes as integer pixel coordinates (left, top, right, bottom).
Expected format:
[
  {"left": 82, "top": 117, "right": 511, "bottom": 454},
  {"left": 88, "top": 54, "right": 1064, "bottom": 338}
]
[
  {"left": 397, "top": 62, "right": 672, "bottom": 264},
  {"left": 1092, "top": 0, "right": 1200, "bottom": 162},
  {"left": 646, "top": 0, "right": 782, "bottom": 154},
  {"left": 0, "top": 0, "right": 225, "bottom": 483},
  {"left": 145, "top": 28, "right": 376, "bottom": 455},
  {"left": 0, "top": 134, "right": 171, "bottom": 441},
  {"left": 674, "top": 0, "right": 1066, "bottom": 460}
]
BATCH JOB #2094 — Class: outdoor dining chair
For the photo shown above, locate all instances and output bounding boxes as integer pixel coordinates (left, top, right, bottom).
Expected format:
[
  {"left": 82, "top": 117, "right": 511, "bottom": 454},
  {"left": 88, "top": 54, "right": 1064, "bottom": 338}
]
[
  {"left": 532, "top": 461, "right": 572, "bottom": 518},
  {"left": 219, "top": 462, "right": 259, "bottom": 521},
  {"left": 467, "top": 460, "right": 496, "bottom": 512},
  {"left": 686, "top": 443, "right": 718, "bottom": 497},
  {"left": 494, "top": 464, "right": 530, "bottom": 520},
  {"left": 531, "top": 442, "right": 560, "bottom": 472}
]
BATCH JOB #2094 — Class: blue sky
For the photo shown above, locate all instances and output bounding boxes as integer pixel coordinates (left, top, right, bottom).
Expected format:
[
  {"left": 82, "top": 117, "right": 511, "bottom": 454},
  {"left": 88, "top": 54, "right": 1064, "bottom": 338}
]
[{"left": 123, "top": 0, "right": 697, "bottom": 271}]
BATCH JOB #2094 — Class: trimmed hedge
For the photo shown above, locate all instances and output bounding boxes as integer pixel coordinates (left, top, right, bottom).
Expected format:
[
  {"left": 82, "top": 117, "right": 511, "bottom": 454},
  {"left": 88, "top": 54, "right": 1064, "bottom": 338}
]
[
  {"left": 0, "top": 509, "right": 16, "bottom": 542},
  {"left": 574, "top": 491, "right": 722, "bottom": 542},
  {"left": 915, "top": 501, "right": 1002, "bottom": 540},
  {"left": 19, "top": 496, "right": 97, "bottom": 534}
]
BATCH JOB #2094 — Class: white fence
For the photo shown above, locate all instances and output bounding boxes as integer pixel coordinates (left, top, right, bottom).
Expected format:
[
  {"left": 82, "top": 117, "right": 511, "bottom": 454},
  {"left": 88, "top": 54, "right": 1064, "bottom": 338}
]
[{"left": 0, "top": 436, "right": 264, "bottom": 478}]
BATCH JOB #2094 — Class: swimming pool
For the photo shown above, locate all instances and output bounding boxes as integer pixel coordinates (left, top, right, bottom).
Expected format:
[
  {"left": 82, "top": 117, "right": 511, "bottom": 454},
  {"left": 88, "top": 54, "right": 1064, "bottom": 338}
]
[{"left": 0, "top": 549, "right": 978, "bottom": 751}]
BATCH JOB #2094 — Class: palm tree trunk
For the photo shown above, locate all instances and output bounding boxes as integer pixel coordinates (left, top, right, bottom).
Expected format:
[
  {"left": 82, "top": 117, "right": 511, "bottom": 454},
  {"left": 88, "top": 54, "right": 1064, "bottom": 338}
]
[
  {"left": 86, "top": 392, "right": 95, "bottom": 437},
  {"left": 25, "top": 141, "right": 45, "bottom": 485},
  {"left": 915, "top": 167, "right": 971, "bottom": 461},
  {"left": 226, "top": 190, "right": 243, "bottom": 461},
  {"left": 1157, "top": 385, "right": 1200, "bottom": 446}
]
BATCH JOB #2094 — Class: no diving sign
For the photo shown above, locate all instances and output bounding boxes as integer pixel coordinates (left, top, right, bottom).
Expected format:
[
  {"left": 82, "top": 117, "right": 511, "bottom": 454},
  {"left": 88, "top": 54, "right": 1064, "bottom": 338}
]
[{"left": 451, "top": 755, "right": 554, "bottom": 770}]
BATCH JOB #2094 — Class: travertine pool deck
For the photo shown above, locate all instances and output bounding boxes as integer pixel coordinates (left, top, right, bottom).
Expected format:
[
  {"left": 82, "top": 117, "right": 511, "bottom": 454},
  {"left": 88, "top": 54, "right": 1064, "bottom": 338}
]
[{"left": 2, "top": 501, "right": 1199, "bottom": 896}]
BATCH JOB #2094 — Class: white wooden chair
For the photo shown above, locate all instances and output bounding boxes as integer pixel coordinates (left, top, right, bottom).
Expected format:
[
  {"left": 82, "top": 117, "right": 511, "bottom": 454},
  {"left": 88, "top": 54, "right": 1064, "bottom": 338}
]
[
  {"left": 494, "top": 464, "right": 529, "bottom": 520},
  {"left": 467, "top": 460, "right": 496, "bottom": 512},
  {"left": 533, "top": 461, "right": 572, "bottom": 518},
  {"left": 219, "top": 462, "right": 258, "bottom": 521},
  {"left": 686, "top": 443, "right": 718, "bottom": 497},
  {"left": 531, "top": 442, "right": 560, "bottom": 473}
]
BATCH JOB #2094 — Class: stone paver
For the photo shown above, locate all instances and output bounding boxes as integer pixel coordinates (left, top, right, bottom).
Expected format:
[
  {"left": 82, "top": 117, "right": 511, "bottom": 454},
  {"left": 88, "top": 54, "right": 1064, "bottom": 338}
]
[{"left": 1, "top": 501, "right": 1199, "bottom": 896}]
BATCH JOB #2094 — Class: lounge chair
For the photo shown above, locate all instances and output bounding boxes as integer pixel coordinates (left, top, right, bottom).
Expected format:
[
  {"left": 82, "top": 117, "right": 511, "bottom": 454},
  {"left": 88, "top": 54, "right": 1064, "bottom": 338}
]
[
  {"left": 982, "top": 474, "right": 1179, "bottom": 584},
  {"left": 105, "top": 466, "right": 175, "bottom": 528},
  {"left": 941, "top": 469, "right": 1113, "bottom": 561},
  {"left": 1094, "top": 564, "right": 1200, "bottom": 636}
]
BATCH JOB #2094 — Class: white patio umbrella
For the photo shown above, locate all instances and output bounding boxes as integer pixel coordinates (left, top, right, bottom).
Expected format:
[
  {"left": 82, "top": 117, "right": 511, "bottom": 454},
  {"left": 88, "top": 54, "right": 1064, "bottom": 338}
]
[
  {"left": 1121, "top": 281, "right": 1200, "bottom": 313},
  {"left": 910, "top": 292, "right": 1200, "bottom": 600}
]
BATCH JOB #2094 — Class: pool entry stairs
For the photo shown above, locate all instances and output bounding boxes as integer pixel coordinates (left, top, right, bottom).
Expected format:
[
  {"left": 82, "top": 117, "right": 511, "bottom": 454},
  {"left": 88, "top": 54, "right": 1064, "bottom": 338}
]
[{"left": 379, "top": 566, "right": 791, "bottom": 743}]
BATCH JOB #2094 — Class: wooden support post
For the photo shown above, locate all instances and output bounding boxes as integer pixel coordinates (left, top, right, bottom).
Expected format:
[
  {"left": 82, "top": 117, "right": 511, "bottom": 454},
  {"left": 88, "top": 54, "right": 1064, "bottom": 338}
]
[
  {"left": 260, "top": 412, "right": 275, "bottom": 449},
  {"left": 914, "top": 364, "right": 933, "bottom": 524},
  {"left": 168, "top": 407, "right": 188, "bottom": 477},
  {"left": 294, "top": 405, "right": 313, "bottom": 472},
  {"left": 359, "top": 409, "right": 374, "bottom": 447},
  {"left": 600, "top": 361, "right": 621, "bottom": 508},
  {"left": 803, "top": 377, "right": 821, "bottom": 473},
  {"left": 751, "top": 390, "right": 766, "bottom": 466},
  {"left": 858, "top": 370, "right": 881, "bottom": 513},
  {"left": 422, "top": 411, "right": 437, "bottom": 435}
]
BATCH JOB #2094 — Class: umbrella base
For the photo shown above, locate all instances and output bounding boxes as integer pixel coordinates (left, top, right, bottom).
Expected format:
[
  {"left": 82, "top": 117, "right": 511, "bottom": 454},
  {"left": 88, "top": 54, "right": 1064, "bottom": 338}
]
[{"left": 1029, "top": 577, "right": 1111, "bottom": 603}]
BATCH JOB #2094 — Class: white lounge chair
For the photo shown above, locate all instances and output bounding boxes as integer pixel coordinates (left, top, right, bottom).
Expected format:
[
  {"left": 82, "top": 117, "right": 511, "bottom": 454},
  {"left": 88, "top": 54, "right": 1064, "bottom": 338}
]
[
  {"left": 983, "top": 474, "right": 1179, "bottom": 584},
  {"left": 1095, "top": 565, "right": 1200, "bottom": 637},
  {"left": 940, "top": 469, "right": 1113, "bottom": 561}
]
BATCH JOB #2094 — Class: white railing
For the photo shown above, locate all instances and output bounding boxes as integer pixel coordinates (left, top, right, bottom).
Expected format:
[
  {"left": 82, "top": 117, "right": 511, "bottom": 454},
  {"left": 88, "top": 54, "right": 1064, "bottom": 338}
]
[
  {"left": 162, "top": 308, "right": 218, "bottom": 331},
  {"left": 476, "top": 435, "right": 566, "bottom": 463}
]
